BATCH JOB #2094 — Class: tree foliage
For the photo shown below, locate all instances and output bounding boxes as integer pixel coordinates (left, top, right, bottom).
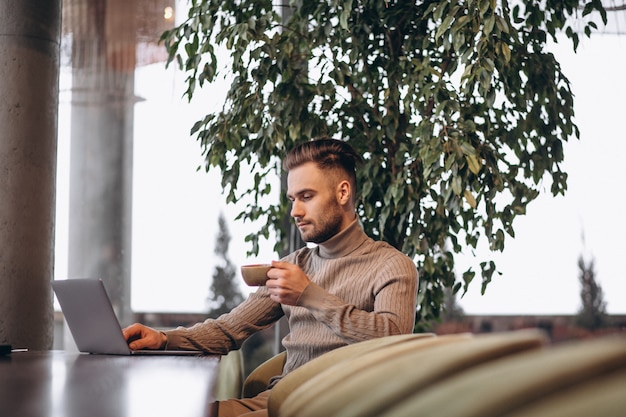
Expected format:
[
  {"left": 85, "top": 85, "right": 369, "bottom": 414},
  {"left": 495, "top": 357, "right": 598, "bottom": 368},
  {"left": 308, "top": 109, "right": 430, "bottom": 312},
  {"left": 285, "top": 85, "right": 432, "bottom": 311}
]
[
  {"left": 576, "top": 254, "right": 608, "bottom": 330},
  {"left": 162, "top": 0, "right": 607, "bottom": 324},
  {"left": 207, "top": 212, "right": 244, "bottom": 318},
  {"left": 441, "top": 286, "right": 465, "bottom": 322}
]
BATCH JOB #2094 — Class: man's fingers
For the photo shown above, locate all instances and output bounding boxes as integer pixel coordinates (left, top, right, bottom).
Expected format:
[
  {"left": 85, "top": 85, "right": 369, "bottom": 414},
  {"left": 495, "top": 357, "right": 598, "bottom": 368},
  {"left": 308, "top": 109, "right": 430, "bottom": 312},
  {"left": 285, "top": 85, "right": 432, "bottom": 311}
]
[
  {"left": 122, "top": 323, "right": 143, "bottom": 341},
  {"left": 270, "top": 260, "right": 294, "bottom": 270}
]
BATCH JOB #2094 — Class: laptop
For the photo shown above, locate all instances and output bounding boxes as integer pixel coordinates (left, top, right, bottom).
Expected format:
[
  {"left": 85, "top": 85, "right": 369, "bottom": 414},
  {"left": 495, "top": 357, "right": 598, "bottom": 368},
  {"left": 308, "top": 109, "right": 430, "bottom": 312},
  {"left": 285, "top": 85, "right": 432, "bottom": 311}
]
[{"left": 52, "top": 278, "right": 202, "bottom": 356}]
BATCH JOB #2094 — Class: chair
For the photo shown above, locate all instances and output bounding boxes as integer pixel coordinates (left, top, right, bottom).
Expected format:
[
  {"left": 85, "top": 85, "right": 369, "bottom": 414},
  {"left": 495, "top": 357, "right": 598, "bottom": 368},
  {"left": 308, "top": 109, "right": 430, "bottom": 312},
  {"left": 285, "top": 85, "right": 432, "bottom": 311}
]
[
  {"left": 244, "top": 334, "right": 434, "bottom": 401},
  {"left": 267, "top": 333, "right": 437, "bottom": 417},
  {"left": 241, "top": 350, "right": 287, "bottom": 398},
  {"left": 380, "top": 333, "right": 626, "bottom": 417},
  {"left": 214, "top": 350, "right": 245, "bottom": 400},
  {"left": 505, "top": 368, "right": 626, "bottom": 417},
  {"left": 277, "top": 329, "right": 548, "bottom": 417}
]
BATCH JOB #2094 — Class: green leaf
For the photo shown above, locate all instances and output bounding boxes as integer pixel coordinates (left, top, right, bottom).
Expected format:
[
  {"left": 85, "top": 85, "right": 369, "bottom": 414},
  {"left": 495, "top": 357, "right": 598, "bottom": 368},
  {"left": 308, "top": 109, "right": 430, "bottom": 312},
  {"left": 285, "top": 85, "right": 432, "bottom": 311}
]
[
  {"left": 339, "top": 9, "right": 350, "bottom": 31},
  {"left": 460, "top": 142, "right": 477, "bottom": 156},
  {"left": 463, "top": 189, "right": 477, "bottom": 208},
  {"left": 466, "top": 154, "right": 481, "bottom": 175},
  {"left": 436, "top": 15, "right": 454, "bottom": 40},
  {"left": 451, "top": 175, "right": 462, "bottom": 195},
  {"left": 501, "top": 42, "right": 511, "bottom": 63},
  {"left": 483, "top": 15, "right": 495, "bottom": 36},
  {"left": 479, "top": 0, "right": 490, "bottom": 15}
]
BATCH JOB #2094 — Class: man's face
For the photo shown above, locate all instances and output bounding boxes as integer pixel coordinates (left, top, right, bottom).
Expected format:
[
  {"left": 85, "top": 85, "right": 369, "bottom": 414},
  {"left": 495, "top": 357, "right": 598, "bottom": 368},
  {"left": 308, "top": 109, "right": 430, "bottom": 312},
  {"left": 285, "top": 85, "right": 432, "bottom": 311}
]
[{"left": 287, "top": 162, "right": 344, "bottom": 244}]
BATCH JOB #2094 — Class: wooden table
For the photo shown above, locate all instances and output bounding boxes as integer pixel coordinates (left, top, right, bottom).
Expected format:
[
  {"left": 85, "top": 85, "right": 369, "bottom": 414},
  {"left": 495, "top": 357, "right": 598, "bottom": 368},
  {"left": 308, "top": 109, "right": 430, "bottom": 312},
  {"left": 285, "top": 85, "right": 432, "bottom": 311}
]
[{"left": 0, "top": 350, "right": 220, "bottom": 417}]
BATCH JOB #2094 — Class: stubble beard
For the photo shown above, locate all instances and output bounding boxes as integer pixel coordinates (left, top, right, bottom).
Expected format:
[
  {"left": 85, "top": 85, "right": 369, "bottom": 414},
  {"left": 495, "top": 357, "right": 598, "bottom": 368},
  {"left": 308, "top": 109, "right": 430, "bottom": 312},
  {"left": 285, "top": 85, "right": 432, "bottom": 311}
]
[{"left": 298, "top": 206, "right": 344, "bottom": 244}]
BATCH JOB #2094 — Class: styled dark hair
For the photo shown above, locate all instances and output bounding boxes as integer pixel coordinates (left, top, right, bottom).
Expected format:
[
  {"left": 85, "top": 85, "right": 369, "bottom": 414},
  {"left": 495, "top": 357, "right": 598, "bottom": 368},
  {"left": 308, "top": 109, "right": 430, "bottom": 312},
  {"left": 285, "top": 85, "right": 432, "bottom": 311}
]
[{"left": 283, "top": 138, "right": 361, "bottom": 191}]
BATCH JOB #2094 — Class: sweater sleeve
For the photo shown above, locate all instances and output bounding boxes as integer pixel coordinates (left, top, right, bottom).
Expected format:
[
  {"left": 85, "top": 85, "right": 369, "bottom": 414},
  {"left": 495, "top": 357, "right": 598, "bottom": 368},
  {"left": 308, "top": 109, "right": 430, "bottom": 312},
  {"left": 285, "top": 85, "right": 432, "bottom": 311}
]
[
  {"left": 164, "top": 287, "right": 284, "bottom": 354},
  {"left": 295, "top": 251, "right": 418, "bottom": 343}
]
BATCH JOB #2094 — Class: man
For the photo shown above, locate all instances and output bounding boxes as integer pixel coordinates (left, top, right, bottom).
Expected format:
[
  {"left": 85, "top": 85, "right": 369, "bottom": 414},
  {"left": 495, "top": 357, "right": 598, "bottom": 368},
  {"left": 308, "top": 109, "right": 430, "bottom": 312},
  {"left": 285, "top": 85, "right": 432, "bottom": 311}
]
[{"left": 123, "top": 138, "right": 418, "bottom": 416}]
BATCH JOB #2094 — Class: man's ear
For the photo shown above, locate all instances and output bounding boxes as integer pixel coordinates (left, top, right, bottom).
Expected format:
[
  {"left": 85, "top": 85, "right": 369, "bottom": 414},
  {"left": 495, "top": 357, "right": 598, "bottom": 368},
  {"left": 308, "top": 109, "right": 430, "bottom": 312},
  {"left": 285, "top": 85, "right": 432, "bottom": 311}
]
[{"left": 337, "top": 180, "right": 351, "bottom": 205}]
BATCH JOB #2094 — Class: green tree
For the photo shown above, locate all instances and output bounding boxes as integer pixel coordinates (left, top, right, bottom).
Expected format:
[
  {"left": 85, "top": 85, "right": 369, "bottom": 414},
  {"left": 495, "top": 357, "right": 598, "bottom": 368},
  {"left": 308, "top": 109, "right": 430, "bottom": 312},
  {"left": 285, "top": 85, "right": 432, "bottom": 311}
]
[
  {"left": 207, "top": 212, "right": 244, "bottom": 318},
  {"left": 576, "top": 254, "right": 608, "bottom": 331},
  {"left": 162, "top": 0, "right": 607, "bottom": 325},
  {"left": 441, "top": 286, "right": 465, "bottom": 322}
]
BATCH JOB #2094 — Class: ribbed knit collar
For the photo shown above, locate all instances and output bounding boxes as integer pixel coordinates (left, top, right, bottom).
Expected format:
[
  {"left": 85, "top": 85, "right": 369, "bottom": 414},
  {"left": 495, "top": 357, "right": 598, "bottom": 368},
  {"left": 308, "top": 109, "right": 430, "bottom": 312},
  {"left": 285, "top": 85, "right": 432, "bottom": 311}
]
[{"left": 317, "top": 217, "right": 368, "bottom": 259}]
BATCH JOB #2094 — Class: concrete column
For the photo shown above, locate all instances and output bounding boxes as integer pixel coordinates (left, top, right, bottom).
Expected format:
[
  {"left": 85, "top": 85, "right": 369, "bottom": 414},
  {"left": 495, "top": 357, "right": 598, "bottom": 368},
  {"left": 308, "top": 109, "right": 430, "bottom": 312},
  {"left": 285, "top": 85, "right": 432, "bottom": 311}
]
[
  {"left": 0, "top": 0, "right": 61, "bottom": 350},
  {"left": 66, "top": 0, "right": 136, "bottom": 327},
  {"left": 67, "top": 71, "right": 135, "bottom": 327}
]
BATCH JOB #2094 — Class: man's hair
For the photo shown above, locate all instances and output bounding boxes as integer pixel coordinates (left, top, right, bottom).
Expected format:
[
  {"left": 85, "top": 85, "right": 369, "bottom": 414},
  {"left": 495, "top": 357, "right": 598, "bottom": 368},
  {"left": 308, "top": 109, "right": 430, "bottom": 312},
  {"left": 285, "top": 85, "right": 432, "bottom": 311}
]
[{"left": 283, "top": 138, "right": 361, "bottom": 192}]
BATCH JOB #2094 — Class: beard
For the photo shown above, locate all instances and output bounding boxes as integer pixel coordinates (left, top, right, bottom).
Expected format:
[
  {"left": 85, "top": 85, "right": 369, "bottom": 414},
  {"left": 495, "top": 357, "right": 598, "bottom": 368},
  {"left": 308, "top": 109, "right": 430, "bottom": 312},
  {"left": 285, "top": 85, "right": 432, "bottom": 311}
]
[{"left": 297, "top": 202, "right": 344, "bottom": 244}]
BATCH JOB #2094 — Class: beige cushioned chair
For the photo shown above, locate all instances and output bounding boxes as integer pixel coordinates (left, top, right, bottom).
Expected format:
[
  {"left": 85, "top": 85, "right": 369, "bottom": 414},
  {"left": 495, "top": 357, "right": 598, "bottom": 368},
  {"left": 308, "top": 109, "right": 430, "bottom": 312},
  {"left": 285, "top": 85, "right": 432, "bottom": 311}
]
[
  {"left": 277, "top": 329, "right": 548, "bottom": 417},
  {"left": 243, "top": 333, "right": 436, "bottom": 401},
  {"left": 215, "top": 350, "right": 245, "bottom": 400},
  {"left": 267, "top": 332, "right": 438, "bottom": 416},
  {"left": 380, "top": 334, "right": 626, "bottom": 417},
  {"left": 505, "top": 368, "right": 626, "bottom": 417},
  {"left": 241, "top": 350, "right": 287, "bottom": 398}
]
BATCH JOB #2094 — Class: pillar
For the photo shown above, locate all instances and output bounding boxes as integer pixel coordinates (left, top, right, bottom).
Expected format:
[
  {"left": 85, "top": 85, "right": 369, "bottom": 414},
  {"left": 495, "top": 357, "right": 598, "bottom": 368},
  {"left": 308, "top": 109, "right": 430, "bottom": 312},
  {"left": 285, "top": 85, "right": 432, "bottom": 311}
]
[
  {"left": 66, "top": 0, "right": 136, "bottom": 327},
  {"left": 0, "top": 0, "right": 61, "bottom": 350}
]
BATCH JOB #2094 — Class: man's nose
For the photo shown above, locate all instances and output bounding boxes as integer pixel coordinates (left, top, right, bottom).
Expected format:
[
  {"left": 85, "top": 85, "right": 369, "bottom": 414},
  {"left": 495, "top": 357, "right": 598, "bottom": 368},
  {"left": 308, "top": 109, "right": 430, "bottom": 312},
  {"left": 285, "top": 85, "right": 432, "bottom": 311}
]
[{"left": 290, "top": 200, "right": 303, "bottom": 219}]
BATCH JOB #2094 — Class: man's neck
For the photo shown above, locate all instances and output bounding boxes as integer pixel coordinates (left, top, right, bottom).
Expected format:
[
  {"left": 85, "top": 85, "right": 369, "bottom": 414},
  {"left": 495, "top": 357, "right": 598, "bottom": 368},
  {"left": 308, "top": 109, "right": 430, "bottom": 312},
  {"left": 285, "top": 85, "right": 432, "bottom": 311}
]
[{"left": 317, "top": 217, "right": 366, "bottom": 258}]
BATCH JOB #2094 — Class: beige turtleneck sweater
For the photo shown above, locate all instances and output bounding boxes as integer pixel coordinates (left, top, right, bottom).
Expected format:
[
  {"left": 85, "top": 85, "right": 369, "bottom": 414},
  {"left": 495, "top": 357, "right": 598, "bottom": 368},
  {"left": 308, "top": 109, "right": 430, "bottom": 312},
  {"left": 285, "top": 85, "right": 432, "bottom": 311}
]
[{"left": 165, "top": 219, "right": 418, "bottom": 381}]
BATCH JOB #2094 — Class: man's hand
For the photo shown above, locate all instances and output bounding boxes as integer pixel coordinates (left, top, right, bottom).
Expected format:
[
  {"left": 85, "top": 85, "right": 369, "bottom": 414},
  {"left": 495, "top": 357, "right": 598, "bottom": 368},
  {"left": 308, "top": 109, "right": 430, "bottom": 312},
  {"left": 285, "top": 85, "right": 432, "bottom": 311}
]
[
  {"left": 266, "top": 260, "right": 311, "bottom": 305},
  {"left": 122, "top": 323, "right": 167, "bottom": 350}
]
